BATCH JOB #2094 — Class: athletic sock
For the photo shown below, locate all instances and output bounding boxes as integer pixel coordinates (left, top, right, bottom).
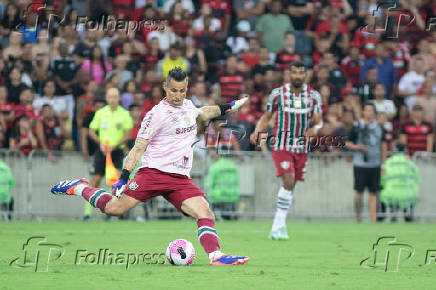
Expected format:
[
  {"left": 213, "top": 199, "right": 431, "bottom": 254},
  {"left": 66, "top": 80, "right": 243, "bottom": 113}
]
[
  {"left": 80, "top": 187, "right": 113, "bottom": 213},
  {"left": 197, "top": 218, "right": 220, "bottom": 257},
  {"left": 271, "top": 187, "right": 293, "bottom": 231}
]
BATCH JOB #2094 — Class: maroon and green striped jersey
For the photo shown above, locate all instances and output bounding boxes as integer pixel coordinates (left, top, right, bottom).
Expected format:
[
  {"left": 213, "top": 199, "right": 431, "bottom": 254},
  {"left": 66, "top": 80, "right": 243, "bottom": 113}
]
[{"left": 266, "top": 83, "right": 322, "bottom": 153}]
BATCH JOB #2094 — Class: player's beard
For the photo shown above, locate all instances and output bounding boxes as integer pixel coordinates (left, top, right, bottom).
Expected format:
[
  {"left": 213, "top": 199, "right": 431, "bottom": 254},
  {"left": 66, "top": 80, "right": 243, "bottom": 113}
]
[{"left": 291, "top": 78, "right": 303, "bottom": 89}]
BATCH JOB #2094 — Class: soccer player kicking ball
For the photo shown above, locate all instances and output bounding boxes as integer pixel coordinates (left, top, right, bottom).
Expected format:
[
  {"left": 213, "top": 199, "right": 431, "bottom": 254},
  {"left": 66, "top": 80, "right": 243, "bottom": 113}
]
[
  {"left": 51, "top": 67, "right": 249, "bottom": 265},
  {"left": 250, "top": 61, "right": 323, "bottom": 240}
]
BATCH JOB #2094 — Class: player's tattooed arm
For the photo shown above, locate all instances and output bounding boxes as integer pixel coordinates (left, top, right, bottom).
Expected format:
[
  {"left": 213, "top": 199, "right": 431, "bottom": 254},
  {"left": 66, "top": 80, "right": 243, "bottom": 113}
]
[
  {"left": 123, "top": 137, "right": 149, "bottom": 172},
  {"left": 197, "top": 106, "right": 221, "bottom": 122}
]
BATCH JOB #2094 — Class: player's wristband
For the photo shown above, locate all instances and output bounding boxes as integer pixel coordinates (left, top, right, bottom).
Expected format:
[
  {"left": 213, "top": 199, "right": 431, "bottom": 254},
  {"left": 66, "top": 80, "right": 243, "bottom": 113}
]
[
  {"left": 120, "top": 169, "right": 130, "bottom": 183},
  {"left": 219, "top": 104, "right": 232, "bottom": 116}
]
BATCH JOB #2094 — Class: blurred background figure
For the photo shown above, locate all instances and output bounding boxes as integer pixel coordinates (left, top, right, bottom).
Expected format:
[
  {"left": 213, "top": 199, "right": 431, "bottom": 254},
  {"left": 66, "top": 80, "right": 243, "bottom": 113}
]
[
  {"left": 205, "top": 148, "right": 240, "bottom": 221},
  {"left": 380, "top": 143, "right": 420, "bottom": 222},
  {"left": 0, "top": 156, "right": 14, "bottom": 220}
]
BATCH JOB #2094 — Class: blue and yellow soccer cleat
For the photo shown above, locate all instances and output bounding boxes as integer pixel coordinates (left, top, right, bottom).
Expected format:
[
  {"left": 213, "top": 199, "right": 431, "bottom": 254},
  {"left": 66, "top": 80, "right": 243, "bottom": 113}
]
[
  {"left": 51, "top": 179, "right": 89, "bottom": 196},
  {"left": 210, "top": 254, "right": 250, "bottom": 265}
]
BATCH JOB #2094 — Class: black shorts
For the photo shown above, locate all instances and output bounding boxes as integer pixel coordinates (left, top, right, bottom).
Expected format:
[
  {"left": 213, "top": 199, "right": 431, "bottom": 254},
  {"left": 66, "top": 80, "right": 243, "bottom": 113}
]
[
  {"left": 90, "top": 149, "right": 124, "bottom": 176},
  {"left": 353, "top": 166, "right": 381, "bottom": 193}
]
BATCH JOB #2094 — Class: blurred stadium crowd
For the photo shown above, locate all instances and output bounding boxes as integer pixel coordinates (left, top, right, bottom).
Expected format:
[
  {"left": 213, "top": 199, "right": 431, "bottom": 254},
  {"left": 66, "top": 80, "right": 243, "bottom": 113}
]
[{"left": 0, "top": 0, "right": 434, "bottom": 157}]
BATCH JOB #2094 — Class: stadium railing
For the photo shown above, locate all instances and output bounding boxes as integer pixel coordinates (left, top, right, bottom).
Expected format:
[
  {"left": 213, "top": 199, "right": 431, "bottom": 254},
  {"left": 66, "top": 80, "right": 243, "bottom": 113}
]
[{"left": 2, "top": 150, "right": 436, "bottom": 221}]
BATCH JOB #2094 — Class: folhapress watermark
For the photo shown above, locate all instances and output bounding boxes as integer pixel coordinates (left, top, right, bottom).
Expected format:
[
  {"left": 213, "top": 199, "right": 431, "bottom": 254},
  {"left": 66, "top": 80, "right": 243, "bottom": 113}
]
[
  {"left": 360, "top": 236, "right": 436, "bottom": 272},
  {"left": 9, "top": 236, "right": 64, "bottom": 272},
  {"left": 75, "top": 249, "right": 166, "bottom": 269},
  {"left": 9, "top": 237, "right": 166, "bottom": 272}
]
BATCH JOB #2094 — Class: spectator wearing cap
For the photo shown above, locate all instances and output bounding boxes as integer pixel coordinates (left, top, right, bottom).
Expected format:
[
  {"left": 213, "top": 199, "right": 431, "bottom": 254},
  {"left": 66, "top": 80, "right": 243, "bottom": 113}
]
[
  {"left": 256, "top": 0, "right": 294, "bottom": 53},
  {"left": 226, "top": 21, "right": 250, "bottom": 55},
  {"left": 157, "top": 44, "right": 190, "bottom": 78},
  {"left": 399, "top": 57, "right": 426, "bottom": 111},
  {"left": 275, "top": 31, "right": 302, "bottom": 71},
  {"left": 400, "top": 104, "right": 434, "bottom": 157},
  {"left": 360, "top": 42, "right": 397, "bottom": 99}
]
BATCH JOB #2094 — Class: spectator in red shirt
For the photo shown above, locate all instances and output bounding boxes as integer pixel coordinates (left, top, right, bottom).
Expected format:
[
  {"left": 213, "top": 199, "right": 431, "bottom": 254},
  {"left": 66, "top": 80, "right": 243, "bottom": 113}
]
[
  {"left": 275, "top": 31, "right": 302, "bottom": 71},
  {"left": 400, "top": 104, "right": 434, "bottom": 157},
  {"left": 76, "top": 81, "right": 98, "bottom": 131},
  {"left": 9, "top": 116, "right": 37, "bottom": 155},
  {"left": 312, "top": 36, "right": 331, "bottom": 68},
  {"left": 219, "top": 55, "right": 244, "bottom": 103},
  {"left": 13, "top": 89, "right": 39, "bottom": 125},
  {"left": 341, "top": 43, "right": 363, "bottom": 88},
  {"left": 169, "top": 1, "right": 192, "bottom": 38},
  {"left": 111, "top": 0, "right": 135, "bottom": 19},
  {"left": 36, "top": 104, "right": 64, "bottom": 161},
  {"left": 201, "top": 0, "right": 232, "bottom": 34},
  {"left": 127, "top": 104, "right": 142, "bottom": 150},
  {"left": 240, "top": 37, "right": 260, "bottom": 67}
]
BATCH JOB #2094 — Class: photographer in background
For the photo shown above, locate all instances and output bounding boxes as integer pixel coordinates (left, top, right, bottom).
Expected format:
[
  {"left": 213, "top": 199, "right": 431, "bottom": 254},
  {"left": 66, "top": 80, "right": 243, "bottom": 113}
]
[{"left": 346, "top": 102, "right": 387, "bottom": 223}]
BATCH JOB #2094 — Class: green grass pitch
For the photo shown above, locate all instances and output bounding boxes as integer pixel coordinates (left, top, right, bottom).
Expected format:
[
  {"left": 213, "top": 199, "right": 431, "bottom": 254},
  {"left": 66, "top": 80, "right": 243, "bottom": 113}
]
[{"left": 1, "top": 221, "right": 435, "bottom": 290}]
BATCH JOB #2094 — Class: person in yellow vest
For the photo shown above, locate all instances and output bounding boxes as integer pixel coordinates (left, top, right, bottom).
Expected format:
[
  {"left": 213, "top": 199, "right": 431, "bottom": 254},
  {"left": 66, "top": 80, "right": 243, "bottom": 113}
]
[
  {"left": 85, "top": 87, "right": 133, "bottom": 220},
  {"left": 157, "top": 43, "right": 190, "bottom": 78}
]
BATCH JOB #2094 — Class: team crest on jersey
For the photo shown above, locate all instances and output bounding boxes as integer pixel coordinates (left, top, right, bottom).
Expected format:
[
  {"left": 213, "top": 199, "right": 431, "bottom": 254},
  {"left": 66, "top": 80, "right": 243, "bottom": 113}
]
[
  {"left": 294, "top": 99, "right": 301, "bottom": 109},
  {"left": 183, "top": 156, "right": 189, "bottom": 165},
  {"left": 128, "top": 181, "right": 139, "bottom": 191},
  {"left": 184, "top": 116, "right": 192, "bottom": 126},
  {"left": 280, "top": 161, "right": 290, "bottom": 169}
]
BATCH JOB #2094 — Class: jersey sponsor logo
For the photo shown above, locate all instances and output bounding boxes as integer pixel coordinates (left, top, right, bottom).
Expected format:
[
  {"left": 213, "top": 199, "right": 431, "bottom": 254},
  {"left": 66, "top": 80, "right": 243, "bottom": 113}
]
[
  {"left": 128, "top": 181, "right": 138, "bottom": 191},
  {"left": 280, "top": 161, "right": 290, "bottom": 170},
  {"left": 175, "top": 124, "right": 196, "bottom": 134},
  {"left": 116, "top": 123, "right": 122, "bottom": 130}
]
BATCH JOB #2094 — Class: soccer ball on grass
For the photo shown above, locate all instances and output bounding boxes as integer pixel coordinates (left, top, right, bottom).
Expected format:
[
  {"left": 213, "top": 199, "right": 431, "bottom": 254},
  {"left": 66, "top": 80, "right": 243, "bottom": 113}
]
[{"left": 166, "top": 239, "right": 195, "bottom": 266}]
